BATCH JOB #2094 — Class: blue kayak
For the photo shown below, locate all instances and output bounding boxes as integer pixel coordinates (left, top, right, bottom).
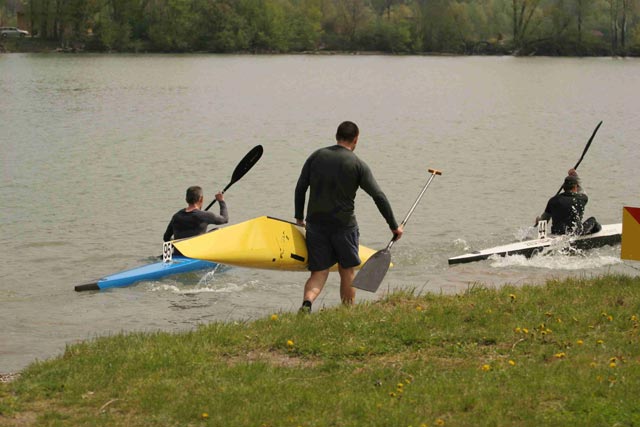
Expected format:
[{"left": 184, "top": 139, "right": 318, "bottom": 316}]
[{"left": 74, "top": 257, "right": 219, "bottom": 291}]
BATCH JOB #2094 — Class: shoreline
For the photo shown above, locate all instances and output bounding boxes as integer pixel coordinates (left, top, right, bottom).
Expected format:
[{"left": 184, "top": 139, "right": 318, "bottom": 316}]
[{"left": 1, "top": 38, "right": 638, "bottom": 58}]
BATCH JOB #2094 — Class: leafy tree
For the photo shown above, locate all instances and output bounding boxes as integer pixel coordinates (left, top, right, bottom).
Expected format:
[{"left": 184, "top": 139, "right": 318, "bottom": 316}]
[
  {"left": 146, "top": 0, "right": 197, "bottom": 51},
  {"left": 510, "top": 0, "right": 547, "bottom": 51}
]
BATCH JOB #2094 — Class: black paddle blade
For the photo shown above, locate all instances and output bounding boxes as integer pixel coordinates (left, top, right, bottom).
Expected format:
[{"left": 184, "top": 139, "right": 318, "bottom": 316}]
[
  {"left": 205, "top": 145, "right": 263, "bottom": 211},
  {"left": 352, "top": 249, "right": 391, "bottom": 293},
  {"left": 226, "top": 144, "right": 264, "bottom": 191}
]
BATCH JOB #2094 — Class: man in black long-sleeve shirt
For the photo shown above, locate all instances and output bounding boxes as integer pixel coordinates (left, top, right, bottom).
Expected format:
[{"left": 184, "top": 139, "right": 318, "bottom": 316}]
[
  {"left": 536, "top": 170, "right": 601, "bottom": 236},
  {"left": 164, "top": 186, "right": 228, "bottom": 255},
  {"left": 294, "top": 121, "right": 403, "bottom": 311}
]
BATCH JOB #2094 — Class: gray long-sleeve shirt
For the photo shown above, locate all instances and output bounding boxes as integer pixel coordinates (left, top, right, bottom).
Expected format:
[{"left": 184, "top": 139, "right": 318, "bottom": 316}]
[
  {"left": 163, "top": 201, "right": 228, "bottom": 241},
  {"left": 294, "top": 145, "right": 398, "bottom": 230}
]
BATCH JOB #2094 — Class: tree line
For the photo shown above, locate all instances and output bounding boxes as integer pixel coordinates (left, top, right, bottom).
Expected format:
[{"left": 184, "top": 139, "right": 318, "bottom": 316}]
[{"left": 2, "top": 0, "right": 640, "bottom": 55}]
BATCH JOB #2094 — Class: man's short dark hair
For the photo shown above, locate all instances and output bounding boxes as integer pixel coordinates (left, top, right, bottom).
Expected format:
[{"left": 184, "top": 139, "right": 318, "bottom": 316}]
[
  {"left": 563, "top": 175, "right": 579, "bottom": 191},
  {"left": 336, "top": 121, "right": 359, "bottom": 143},
  {"left": 186, "top": 186, "right": 203, "bottom": 204}
]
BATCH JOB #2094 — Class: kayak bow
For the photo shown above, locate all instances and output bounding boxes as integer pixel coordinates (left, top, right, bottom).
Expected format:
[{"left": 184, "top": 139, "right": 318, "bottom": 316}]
[{"left": 74, "top": 257, "right": 218, "bottom": 291}]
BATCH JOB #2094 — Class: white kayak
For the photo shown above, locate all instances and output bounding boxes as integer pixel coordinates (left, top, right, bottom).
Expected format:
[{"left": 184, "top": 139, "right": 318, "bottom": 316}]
[{"left": 448, "top": 223, "right": 622, "bottom": 265}]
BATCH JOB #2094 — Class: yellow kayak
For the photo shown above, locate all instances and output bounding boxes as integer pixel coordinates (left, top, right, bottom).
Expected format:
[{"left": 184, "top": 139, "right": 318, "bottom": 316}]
[{"left": 172, "top": 216, "right": 382, "bottom": 271}]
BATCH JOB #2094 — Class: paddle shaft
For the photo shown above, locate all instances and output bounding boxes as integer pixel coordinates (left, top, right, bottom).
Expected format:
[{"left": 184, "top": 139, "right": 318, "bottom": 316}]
[
  {"left": 387, "top": 168, "right": 442, "bottom": 251},
  {"left": 352, "top": 167, "right": 442, "bottom": 293},
  {"left": 205, "top": 145, "right": 264, "bottom": 211},
  {"left": 555, "top": 120, "right": 602, "bottom": 196}
]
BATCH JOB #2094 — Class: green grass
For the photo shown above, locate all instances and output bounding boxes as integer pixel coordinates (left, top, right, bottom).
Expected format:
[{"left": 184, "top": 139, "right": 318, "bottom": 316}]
[{"left": 2, "top": 274, "right": 640, "bottom": 426}]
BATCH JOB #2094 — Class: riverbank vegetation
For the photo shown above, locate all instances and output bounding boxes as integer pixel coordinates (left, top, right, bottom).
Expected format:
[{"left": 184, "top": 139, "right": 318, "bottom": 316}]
[
  {"left": 1, "top": 274, "right": 639, "bottom": 426},
  {"left": 1, "top": 0, "right": 640, "bottom": 55}
]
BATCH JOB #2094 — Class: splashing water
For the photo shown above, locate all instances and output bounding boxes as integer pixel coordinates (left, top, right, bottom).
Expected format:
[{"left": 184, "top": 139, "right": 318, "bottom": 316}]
[{"left": 489, "top": 247, "right": 622, "bottom": 270}]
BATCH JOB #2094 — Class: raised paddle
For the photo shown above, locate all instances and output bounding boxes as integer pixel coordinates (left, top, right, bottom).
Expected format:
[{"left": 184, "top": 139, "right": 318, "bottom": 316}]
[
  {"left": 205, "top": 144, "right": 264, "bottom": 211},
  {"left": 554, "top": 120, "right": 602, "bottom": 196},
  {"left": 353, "top": 168, "right": 442, "bottom": 293}
]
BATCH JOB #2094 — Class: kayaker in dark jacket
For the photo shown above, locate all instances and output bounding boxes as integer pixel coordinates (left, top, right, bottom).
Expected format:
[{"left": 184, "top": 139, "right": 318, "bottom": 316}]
[
  {"left": 164, "top": 186, "right": 228, "bottom": 255},
  {"left": 536, "top": 170, "right": 601, "bottom": 236},
  {"left": 294, "top": 121, "right": 403, "bottom": 312}
]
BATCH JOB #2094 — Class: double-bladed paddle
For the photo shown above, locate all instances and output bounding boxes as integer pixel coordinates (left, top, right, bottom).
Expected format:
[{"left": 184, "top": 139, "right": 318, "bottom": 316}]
[
  {"left": 205, "top": 144, "right": 264, "bottom": 211},
  {"left": 353, "top": 168, "right": 442, "bottom": 293},
  {"left": 553, "top": 120, "right": 602, "bottom": 196}
]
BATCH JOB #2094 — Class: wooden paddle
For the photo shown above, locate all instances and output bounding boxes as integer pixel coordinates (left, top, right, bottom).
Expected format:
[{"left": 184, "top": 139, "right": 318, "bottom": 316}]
[
  {"left": 205, "top": 144, "right": 264, "bottom": 211},
  {"left": 353, "top": 168, "right": 442, "bottom": 293},
  {"left": 553, "top": 120, "right": 602, "bottom": 196}
]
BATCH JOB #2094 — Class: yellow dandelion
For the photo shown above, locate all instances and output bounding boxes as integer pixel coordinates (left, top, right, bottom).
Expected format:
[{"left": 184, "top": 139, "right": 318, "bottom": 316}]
[
  {"left": 482, "top": 364, "right": 491, "bottom": 372},
  {"left": 435, "top": 419, "right": 445, "bottom": 426},
  {"left": 607, "top": 315, "right": 613, "bottom": 322},
  {"left": 270, "top": 314, "right": 278, "bottom": 321},
  {"left": 601, "top": 312, "right": 608, "bottom": 317},
  {"left": 596, "top": 339, "right": 604, "bottom": 345},
  {"left": 397, "top": 383, "right": 404, "bottom": 389},
  {"left": 389, "top": 392, "right": 396, "bottom": 397},
  {"left": 287, "top": 339, "right": 294, "bottom": 347},
  {"left": 509, "top": 294, "right": 516, "bottom": 301},
  {"left": 554, "top": 352, "right": 566, "bottom": 359},
  {"left": 589, "top": 362, "right": 597, "bottom": 368},
  {"left": 556, "top": 318, "right": 562, "bottom": 323},
  {"left": 631, "top": 315, "right": 638, "bottom": 322},
  {"left": 201, "top": 413, "right": 209, "bottom": 419},
  {"left": 576, "top": 339, "right": 584, "bottom": 345},
  {"left": 405, "top": 378, "right": 412, "bottom": 384},
  {"left": 609, "top": 362, "right": 617, "bottom": 368},
  {"left": 508, "top": 360, "right": 516, "bottom": 366},
  {"left": 523, "top": 328, "right": 529, "bottom": 334},
  {"left": 416, "top": 305, "right": 423, "bottom": 311},
  {"left": 514, "top": 327, "right": 522, "bottom": 334}
]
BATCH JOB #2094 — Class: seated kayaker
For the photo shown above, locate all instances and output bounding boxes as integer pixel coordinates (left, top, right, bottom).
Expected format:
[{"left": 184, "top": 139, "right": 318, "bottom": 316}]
[
  {"left": 535, "top": 169, "right": 601, "bottom": 236},
  {"left": 163, "top": 186, "right": 229, "bottom": 256}
]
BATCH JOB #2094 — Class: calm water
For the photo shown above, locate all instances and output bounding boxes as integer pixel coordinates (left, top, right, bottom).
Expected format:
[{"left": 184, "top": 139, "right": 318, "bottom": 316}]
[{"left": 1, "top": 54, "right": 639, "bottom": 373}]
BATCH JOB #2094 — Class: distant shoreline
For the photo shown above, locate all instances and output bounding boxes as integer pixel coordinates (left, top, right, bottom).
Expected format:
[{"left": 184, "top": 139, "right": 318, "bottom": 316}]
[{"left": 2, "top": 38, "right": 637, "bottom": 58}]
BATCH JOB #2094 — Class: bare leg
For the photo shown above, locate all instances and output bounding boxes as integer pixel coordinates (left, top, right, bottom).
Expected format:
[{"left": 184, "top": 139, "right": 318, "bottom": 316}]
[
  {"left": 303, "top": 269, "right": 330, "bottom": 304},
  {"left": 338, "top": 265, "right": 356, "bottom": 305}
]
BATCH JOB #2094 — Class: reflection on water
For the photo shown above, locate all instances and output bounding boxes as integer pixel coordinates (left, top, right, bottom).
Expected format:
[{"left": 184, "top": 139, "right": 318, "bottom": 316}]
[{"left": 1, "top": 54, "right": 640, "bottom": 372}]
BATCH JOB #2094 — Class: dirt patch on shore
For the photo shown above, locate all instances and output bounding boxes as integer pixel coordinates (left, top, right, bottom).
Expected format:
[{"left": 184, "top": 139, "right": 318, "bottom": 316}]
[{"left": 0, "top": 373, "right": 20, "bottom": 383}]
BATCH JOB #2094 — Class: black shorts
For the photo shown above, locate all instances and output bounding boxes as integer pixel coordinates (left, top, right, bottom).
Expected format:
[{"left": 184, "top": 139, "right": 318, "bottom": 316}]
[{"left": 305, "top": 223, "right": 361, "bottom": 271}]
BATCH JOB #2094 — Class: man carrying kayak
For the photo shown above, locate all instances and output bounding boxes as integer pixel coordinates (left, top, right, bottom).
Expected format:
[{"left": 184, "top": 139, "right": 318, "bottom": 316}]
[
  {"left": 294, "top": 121, "right": 403, "bottom": 312},
  {"left": 535, "top": 169, "right": 601, "bottom": 236},
  {"left": 164, "top": 186, "right": 229, "bottom": 255}
]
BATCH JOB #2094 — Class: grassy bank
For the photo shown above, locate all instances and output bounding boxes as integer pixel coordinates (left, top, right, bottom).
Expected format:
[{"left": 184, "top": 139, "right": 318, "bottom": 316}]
[{"left": 2, "top": 274, "right": 640, "bottom": 426}]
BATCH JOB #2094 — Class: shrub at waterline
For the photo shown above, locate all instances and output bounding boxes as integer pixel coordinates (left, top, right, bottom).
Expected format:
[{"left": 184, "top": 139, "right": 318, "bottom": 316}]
[{"left": 1, "top": 274, "right": 639, "bottom": 426}]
